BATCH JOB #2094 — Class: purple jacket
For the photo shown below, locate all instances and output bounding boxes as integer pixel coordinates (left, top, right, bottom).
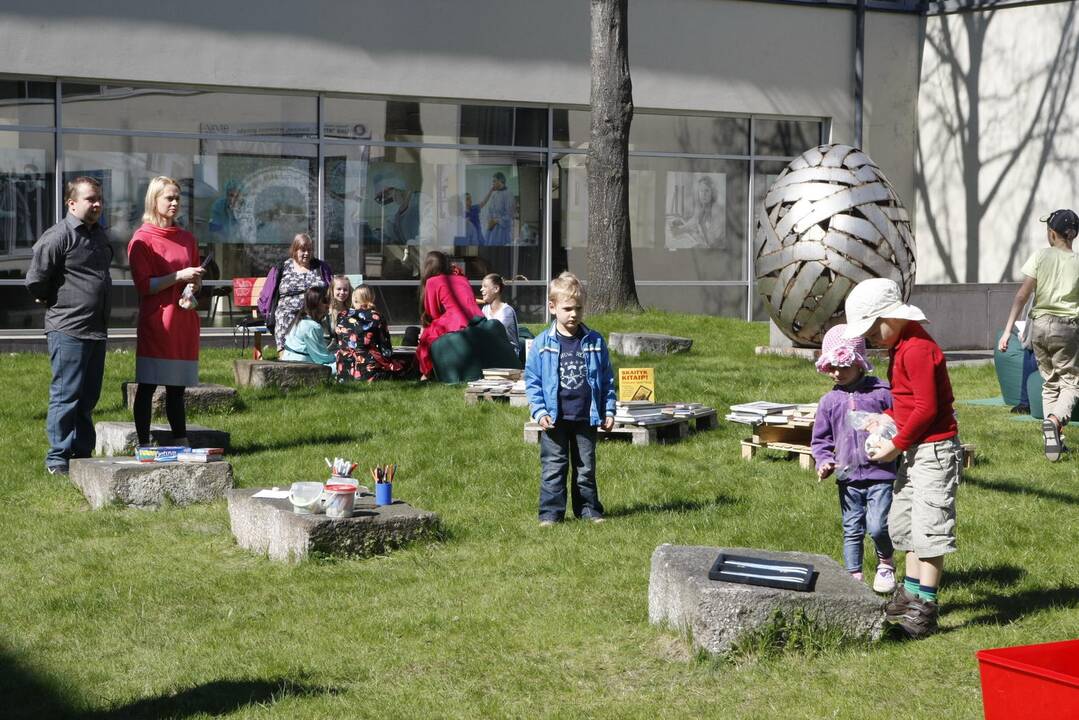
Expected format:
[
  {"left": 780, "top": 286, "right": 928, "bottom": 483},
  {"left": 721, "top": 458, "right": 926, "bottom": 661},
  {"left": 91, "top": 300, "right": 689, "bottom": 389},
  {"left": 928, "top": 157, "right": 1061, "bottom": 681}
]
[{"left": 810, "top": 375, "right": 897, "bottom": 483}]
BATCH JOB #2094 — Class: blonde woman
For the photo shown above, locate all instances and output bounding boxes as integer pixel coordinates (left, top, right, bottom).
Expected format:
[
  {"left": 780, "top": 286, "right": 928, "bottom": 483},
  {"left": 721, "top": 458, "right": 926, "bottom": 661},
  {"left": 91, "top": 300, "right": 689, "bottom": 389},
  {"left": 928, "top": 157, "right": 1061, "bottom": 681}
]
[{"left": 127, "top": 176, "right": 204, "bottom": 446}]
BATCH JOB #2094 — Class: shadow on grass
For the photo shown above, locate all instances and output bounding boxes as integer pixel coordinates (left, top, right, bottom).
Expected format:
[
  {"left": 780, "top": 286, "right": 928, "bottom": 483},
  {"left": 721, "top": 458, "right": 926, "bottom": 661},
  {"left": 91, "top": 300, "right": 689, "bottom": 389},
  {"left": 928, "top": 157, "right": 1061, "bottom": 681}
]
[
  {"left": 0, "top": 645, "right": 332, "bottom": 720},
  {"left": 938, "top": 564, "right": 1079, "bottom": 630},
  {"left": 229, "top": 431, "right": 372, "bottom": 456},
  {"left": 962, "top": 474, "right": 1079, "bottom": 505},
  {"left": 84, "top": 677, "right": 330, "bottom": 719},
  {"left": 607, "top": 494, "right": 735, "bottom": 519}
]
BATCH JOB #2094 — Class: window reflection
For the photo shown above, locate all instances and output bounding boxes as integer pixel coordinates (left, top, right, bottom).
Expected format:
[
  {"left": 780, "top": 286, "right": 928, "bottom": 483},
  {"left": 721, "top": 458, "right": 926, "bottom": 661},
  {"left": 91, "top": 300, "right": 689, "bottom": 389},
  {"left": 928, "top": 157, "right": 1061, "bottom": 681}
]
[
  {"left": 0, "top": 132, "right": 53, "bottom": 266},
  {"left": 556, "top": 154, "right": 748, "bottom": 281},
  {"left": 323, "top": 147, "right": 544, "bottom": 282},
  {"left": 62, "top": 134, "right": 317, "bottom": 279},
  {"left": 324, "top": 97, "right": 547, "bottom": 146},
  {"left": 0, "top": 79, "right": 55, "bottom": 127}
]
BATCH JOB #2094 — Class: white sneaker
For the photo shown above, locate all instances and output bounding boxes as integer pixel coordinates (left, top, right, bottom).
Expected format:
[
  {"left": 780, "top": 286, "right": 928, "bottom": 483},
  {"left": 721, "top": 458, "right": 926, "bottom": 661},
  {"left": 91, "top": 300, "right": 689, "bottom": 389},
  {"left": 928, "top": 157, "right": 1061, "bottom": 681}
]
[{"left": 873, "top": 563, "right": 897, "bottom": 593}]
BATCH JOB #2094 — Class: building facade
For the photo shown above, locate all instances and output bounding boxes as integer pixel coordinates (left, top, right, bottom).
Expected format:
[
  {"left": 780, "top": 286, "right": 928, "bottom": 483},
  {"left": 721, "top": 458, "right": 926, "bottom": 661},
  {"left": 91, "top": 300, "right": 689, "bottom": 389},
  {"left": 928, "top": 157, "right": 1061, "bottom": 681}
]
[{"left": 1, "top": 0, "right": 932, "bottom": 329}]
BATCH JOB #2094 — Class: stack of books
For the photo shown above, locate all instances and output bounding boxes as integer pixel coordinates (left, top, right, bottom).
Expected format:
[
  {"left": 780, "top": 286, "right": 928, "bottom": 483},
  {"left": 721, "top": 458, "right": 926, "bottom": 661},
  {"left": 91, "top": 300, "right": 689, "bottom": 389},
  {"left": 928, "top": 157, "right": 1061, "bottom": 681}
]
[
  {"left": 725, "top": 401, "right": 798, "bottom": 426},
  {"left": 787, "top": 404, "right": 818, "bottom": 427},
  {"left": 466, "top": 369, "right": 526, "bottom": 402},
  {"left": 661, "top": 402, "right": 707, "bottom": 419},
  {"left": 614, "top": 401, "right": 669, "bottom": 425},
  {"left": 177, "top": 447, "right": 225, "bottom": 463}
]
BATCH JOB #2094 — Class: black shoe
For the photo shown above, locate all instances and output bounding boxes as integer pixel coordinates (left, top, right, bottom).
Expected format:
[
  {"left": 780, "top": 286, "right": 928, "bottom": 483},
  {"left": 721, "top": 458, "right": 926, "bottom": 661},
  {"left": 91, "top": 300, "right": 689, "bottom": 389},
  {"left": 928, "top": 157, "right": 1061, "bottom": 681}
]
[
  {"left": 897, "top": 595, "right": 939, "bottom": 639},
  {"left": 1010, "top": 404, "right": 1030, "bottom": 415},
  {"left": 46, "top": 465, "right": 69, "bottom": 476}
]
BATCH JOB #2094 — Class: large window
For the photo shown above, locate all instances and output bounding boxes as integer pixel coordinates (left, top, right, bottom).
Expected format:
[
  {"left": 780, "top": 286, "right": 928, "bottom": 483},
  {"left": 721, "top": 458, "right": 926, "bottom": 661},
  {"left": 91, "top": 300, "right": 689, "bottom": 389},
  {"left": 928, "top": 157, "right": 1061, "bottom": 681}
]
[{"left": 0, "top": 74, "right": 824, "bottom": 328}]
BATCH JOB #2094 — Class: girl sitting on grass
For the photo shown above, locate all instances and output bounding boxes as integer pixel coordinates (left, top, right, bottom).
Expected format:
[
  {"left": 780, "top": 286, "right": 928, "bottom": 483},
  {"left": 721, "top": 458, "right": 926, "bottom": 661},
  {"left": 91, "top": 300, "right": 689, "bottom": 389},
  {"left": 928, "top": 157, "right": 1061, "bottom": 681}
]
[
  {"left": 280, "top": 287, "right": 335, "bottom": 368},
  {"left": 335, "top": 285, "right": 410, "bottom": 382}
]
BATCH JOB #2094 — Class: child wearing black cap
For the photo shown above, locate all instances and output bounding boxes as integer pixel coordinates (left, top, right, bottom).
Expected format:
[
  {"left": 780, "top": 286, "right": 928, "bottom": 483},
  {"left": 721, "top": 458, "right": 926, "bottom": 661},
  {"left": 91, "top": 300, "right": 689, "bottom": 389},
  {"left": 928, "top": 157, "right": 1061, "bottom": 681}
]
[{"left": 998, "top": 208, "right": 1079, "bottom": 461}]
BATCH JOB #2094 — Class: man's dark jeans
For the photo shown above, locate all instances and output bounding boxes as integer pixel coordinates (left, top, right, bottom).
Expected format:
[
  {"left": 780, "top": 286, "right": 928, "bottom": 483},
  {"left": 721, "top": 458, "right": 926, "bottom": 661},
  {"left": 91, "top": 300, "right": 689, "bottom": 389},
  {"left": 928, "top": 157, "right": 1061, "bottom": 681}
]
[
  {"left": 46, "top": 331, "right": 106, "bottom": 470},
  {"left": 539, "top": 419, "right": 604, "bottom": 521}
]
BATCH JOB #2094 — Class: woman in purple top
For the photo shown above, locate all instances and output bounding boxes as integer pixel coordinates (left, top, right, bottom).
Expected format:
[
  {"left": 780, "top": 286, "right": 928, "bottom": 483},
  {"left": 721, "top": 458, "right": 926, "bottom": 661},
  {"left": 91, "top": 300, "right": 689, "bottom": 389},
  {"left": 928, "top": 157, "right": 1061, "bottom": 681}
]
[{"left": 810, "top": 324, "right": 897, "bottom": 594}]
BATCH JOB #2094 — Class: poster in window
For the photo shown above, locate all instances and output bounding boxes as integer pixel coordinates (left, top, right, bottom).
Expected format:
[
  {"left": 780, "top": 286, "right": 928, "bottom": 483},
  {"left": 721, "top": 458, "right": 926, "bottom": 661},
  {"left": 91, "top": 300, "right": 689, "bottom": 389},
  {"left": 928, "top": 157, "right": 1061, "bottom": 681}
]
[{"left": 664, "top": 171, "right": 726, "bottom": 250}]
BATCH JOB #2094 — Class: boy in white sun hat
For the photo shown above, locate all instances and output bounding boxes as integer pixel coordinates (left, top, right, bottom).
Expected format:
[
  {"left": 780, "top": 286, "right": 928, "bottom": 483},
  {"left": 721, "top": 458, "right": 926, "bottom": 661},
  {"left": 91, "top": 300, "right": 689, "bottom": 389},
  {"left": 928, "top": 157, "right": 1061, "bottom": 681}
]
[{"left": 843, "top": 277, "right": 960, "bottom": 639}]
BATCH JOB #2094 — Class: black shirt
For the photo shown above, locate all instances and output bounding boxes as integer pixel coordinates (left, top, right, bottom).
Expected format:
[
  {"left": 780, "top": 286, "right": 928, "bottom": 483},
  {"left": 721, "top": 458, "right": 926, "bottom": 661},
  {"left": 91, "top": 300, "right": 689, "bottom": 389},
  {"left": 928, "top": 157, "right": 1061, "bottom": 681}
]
[{"left": 25, "top": 214, "right": 113, "bottom": 339}]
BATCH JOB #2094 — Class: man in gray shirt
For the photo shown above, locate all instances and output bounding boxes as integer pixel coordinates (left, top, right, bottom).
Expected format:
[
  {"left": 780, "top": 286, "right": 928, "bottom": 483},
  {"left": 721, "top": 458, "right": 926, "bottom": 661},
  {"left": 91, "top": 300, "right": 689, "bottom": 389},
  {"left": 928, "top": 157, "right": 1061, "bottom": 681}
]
[{"left": 25, "top": 177, "right": 112, "bottom": 475}]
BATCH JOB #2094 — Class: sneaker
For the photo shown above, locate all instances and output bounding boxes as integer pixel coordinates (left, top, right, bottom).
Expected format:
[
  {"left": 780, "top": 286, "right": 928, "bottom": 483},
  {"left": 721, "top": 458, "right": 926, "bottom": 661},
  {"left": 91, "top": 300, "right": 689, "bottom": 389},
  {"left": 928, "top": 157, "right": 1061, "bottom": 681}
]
[
  {"left": 539, "top": 519, "right": 557, "bottom": 528},
  {"left": 897, "top": 595, "right": 939, "bottom": 639},
  {"left": 46, "top": 465, "right": 69, "bottom": 476},
  {"left": 590, "top": 516, "right": 605, "bottom": 524},
  {"left": 1043, "top": 417, "right": 1064, "bottom": 462},
  {"left": 884, "top": 586, "right": 918, "bottom": 623},
  {"left": 873, "top": 564, "right": 897, "bottom": 593},
  {"left": 1010, "top": 403, "right": 1030, "bottom": 415},
  {"left": 851, "top": 571, "right": 864, "bottom": 582}
]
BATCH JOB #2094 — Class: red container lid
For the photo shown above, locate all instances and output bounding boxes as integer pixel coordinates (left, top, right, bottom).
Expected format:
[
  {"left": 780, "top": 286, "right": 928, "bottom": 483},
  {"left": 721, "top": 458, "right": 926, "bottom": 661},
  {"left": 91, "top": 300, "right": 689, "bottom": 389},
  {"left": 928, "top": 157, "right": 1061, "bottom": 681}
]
[{"left": 324, "top": 484, "right": 357, "bottom": 493}]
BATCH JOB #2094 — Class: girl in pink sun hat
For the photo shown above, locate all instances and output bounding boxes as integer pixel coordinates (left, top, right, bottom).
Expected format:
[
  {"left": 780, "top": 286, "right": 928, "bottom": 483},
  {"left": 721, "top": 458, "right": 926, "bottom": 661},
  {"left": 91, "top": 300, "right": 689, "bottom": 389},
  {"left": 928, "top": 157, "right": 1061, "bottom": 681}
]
[{"left": 810, "top": 324, "right": 898, "bottom": 594}]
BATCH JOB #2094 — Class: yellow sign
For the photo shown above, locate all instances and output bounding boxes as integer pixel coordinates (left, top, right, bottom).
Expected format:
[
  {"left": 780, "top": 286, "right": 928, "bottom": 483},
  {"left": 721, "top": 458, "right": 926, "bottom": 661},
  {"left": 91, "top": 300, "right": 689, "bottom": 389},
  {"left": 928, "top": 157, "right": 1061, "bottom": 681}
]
[{"left": 618, "top": 368, "right": 655, "bottom": 402}]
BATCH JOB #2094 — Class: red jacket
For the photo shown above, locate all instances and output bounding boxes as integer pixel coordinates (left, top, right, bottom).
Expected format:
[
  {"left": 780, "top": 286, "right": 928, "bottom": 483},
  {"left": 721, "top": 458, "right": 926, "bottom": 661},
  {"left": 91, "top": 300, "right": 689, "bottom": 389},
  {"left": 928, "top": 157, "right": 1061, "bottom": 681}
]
[{"left": 886, "top": 322, "right": 958, "bottom": 450}]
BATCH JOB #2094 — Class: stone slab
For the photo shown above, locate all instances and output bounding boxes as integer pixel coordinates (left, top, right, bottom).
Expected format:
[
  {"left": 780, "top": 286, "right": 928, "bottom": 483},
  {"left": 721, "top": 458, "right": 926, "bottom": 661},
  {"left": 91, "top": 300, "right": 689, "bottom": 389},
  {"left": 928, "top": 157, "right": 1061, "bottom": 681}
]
[
  {"left": 120, "top": 382, "right": 239, "bottom": 415},
  {"left": 94, "top": 422, "right": 231, "bottom": 457},
  {"left": 609, "top": 332, "right": 692, "bottom": 357},
  {"left": 233, "top": 359, "right": 331, "bottom": 389},
  {"left": 226, "top": 488, "right": 442, "bottom": 562},
  {"left": 648, "top": 544, "right": 885, "bottom": 656},
  {"left": 70, "top": 457, "right": 234, "bottom": 510}
]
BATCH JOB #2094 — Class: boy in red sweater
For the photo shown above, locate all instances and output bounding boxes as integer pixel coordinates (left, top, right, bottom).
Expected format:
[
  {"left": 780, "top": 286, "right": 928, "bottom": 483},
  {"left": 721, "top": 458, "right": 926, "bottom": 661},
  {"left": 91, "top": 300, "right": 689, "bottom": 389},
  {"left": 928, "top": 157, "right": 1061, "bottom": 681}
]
[{"left": 844, "top": 278, "right": 960, "bottom": 639}]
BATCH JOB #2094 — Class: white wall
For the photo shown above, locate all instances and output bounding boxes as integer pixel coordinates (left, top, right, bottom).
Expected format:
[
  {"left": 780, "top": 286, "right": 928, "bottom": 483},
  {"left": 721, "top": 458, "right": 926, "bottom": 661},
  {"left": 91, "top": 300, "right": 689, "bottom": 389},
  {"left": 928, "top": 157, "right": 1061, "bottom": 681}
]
[
  {"left": 915, "top": 1, "right": 1079, "bottom": 284},
  {"left": 0, "top": 0, "right": 916, "bottom": 168}
]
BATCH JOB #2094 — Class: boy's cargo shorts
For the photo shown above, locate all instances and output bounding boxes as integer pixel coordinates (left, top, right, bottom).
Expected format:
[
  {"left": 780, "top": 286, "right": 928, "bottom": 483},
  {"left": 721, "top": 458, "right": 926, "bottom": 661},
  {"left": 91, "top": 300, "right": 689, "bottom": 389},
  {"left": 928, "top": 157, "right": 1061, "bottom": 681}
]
[{"left": 890, "top": 437, "right": 960, "bottom": 557}]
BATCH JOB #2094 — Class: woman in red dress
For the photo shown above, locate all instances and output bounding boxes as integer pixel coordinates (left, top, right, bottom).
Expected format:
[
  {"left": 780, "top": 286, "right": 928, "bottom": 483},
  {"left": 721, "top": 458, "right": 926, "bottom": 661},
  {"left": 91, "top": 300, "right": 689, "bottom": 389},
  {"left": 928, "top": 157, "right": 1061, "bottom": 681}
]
[
  {"left": 127, "top": 176, "right": 204, "bottom": 446},
  {"left": 415, "top": 251, "right": 482, "bottom": 379}
]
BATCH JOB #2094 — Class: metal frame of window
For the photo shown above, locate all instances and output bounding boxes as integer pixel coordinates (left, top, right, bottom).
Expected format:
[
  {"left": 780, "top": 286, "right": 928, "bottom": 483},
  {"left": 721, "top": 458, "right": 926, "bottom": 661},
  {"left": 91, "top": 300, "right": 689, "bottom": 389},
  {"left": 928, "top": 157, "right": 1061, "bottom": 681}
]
[{"left": 0, "top": 77, "right": 823, "bottom": 326}]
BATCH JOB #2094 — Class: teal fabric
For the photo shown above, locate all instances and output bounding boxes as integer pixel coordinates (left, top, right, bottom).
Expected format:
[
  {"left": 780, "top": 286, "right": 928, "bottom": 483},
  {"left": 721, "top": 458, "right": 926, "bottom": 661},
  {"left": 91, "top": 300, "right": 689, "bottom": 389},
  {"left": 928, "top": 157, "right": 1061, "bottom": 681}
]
[
  {"left": 1027, "top": 369, "right": 1044, "bottom": 420},
  {"left": 994, "top": 329, "right": 1026, "bottom": 407},
  {"left": 429, "top": 316, "right": 521, "bottom": 384}
]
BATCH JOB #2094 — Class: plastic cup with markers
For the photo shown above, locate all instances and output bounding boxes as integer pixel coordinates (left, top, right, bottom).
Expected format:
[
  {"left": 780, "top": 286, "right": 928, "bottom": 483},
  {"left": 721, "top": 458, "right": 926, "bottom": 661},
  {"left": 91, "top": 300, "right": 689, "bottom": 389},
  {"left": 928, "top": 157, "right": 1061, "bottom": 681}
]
[{"left": 371, "top": 464, "right": 396, "bottom": 506}]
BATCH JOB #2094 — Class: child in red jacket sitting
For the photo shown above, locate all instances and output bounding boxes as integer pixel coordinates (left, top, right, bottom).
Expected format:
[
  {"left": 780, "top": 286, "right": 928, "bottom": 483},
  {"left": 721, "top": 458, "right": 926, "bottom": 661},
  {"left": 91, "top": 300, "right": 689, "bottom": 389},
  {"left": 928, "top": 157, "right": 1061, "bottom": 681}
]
[{"left": 843, "top": 278, "right": 960, "bottom": 639}]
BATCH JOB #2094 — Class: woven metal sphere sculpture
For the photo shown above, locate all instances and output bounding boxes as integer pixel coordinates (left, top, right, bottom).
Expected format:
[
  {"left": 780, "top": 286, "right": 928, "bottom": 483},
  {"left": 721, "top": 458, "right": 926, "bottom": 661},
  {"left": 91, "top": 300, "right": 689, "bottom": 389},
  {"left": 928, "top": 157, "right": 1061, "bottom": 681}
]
[{"left": 755, "top": 144, "right": 916, "bottom": 346}]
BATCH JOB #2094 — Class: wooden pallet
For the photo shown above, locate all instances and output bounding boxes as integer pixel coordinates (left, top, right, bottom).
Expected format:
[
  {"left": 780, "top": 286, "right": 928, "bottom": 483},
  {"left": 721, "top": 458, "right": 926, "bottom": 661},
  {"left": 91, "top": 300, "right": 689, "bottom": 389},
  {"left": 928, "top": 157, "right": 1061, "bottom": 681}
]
[
  {"left": 741, "top": 437, "right": 815, "bottom": 470},
  {"left": 741, "top": 438, "right": 978, "bottom": 472},
  {"left": 465, "top": 390, "right": 528, "bottom": 407},
  {"left": 523, "top": 408, "right": 717, "bottom": 446}
]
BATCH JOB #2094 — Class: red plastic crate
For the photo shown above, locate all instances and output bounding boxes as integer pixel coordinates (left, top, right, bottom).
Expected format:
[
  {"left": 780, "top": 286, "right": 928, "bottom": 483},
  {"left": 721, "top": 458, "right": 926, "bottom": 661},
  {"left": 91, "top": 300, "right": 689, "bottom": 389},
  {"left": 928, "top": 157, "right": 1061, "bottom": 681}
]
[{"left": 976, "top": 639, "right": 1079, "bottom": 719}]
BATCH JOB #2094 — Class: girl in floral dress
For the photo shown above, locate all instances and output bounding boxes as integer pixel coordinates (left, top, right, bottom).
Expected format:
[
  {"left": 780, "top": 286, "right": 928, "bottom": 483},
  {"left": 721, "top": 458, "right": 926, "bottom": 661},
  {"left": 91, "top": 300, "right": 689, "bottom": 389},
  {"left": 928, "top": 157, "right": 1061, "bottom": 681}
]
[{"left": 335, "top": 285, "right": 410, "bottom": 381}]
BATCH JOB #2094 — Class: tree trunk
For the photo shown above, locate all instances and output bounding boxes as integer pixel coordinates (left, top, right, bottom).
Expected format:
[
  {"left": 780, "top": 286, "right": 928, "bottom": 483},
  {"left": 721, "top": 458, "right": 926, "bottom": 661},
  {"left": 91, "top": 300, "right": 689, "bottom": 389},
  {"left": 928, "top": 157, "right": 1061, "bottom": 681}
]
[{"left": 586, "top": 0, "right": 641, "bottom": 313}]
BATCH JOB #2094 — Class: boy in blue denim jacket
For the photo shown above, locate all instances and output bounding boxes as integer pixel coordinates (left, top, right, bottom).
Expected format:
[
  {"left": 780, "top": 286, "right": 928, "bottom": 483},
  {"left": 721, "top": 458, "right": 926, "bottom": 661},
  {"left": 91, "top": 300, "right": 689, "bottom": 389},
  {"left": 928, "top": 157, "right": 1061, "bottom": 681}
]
[{"left": 525, "top": 272, "right": 616, "bottom": 526}]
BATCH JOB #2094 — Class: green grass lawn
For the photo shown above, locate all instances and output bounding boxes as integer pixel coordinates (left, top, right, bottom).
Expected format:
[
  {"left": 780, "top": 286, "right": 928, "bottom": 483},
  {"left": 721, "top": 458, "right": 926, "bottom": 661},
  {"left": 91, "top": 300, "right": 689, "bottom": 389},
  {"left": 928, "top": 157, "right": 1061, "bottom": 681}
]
[{"left": 1, "top": 312, "right": 1077, "bottom": 719}]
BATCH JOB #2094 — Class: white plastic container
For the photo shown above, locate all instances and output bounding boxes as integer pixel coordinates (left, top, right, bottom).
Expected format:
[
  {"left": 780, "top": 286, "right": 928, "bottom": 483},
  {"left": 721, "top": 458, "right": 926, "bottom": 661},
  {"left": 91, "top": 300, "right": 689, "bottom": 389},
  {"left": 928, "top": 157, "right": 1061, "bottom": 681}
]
[
  {"left": 289, "top": 481, "right": 325, "bottom": 515},
  {"left": 323, "top": 483, "right": 357, "bottom": 519}
]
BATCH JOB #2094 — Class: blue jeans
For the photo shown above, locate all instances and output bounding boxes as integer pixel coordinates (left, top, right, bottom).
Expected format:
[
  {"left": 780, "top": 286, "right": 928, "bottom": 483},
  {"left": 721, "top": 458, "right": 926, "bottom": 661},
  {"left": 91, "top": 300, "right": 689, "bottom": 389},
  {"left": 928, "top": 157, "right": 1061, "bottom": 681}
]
[
  {"left": 1019, "top": 348, "right": 1038, "bottom": 406},
  {"left": 838, "top": 480, "right": 894, "bottom": 573},
  {"left": 46, "top": 332, "right": 106, "bottom": 469},
  {"left": 539, "top": 419, "right": 603, "bottom": 521}
]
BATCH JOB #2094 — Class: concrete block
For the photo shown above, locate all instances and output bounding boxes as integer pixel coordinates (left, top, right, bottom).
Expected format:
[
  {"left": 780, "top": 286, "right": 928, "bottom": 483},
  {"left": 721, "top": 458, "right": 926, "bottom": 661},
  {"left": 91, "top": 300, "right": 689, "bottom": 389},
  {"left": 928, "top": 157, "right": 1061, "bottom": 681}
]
[
  {"left": 226, "top": 488, "right": 442, "bottom": 562},
  {"left": 70, "top": 457, "right": 234, "bottom": 510},
  {"left": 94, "top": 422, "right": 230, "bottom": 457},
  {"left": 609, "top": 333, "right": 693, "bottom": 357},
  {"left": 120, "top": 382, "right": 239, "bottom": 415},
  {"left": 648, "top": 544, "right": 884, "bottom": 656},
  {"left": 233, "top": 359, "right": 331, "bottom": 389}
]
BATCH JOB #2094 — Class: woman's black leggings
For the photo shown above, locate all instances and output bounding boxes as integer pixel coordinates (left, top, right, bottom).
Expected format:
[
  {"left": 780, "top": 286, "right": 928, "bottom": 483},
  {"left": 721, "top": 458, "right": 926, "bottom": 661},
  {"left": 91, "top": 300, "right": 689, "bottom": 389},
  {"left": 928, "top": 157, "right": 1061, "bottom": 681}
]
[{"left": 134, "top": 384, "right": 186, "bottom": 445}]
